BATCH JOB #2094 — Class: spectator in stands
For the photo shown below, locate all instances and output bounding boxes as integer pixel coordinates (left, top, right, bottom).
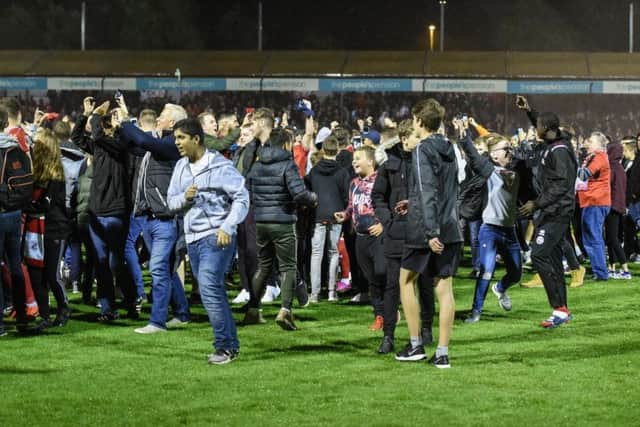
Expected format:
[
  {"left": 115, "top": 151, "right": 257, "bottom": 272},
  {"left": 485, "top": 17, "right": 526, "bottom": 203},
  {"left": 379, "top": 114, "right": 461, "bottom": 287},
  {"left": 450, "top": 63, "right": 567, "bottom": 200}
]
[{"left": 167, "top": 118, "right": 249, "bottom": 365}]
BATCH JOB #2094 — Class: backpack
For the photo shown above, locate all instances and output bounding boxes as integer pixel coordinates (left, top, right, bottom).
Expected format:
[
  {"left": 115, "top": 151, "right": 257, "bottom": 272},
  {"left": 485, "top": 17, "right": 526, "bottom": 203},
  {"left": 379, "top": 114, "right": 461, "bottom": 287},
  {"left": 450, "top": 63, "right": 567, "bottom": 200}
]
[{"left": 0, "top": 145, "right": 34, "bottom": 211}]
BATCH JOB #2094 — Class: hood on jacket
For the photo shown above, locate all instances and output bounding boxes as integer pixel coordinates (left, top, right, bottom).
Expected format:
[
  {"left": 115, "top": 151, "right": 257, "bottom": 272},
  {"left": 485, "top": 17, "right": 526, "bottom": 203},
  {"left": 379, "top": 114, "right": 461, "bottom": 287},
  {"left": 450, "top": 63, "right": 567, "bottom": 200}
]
[
  {"left": 60, "top": 144, "right": 86, "bottom": 161},
  {"left": 427, "top": 134, "right": 456, "bottom": 163},
  {"left": 312, "top": 158, "right": 341, "bottom": 175},
  {"left": 607, "top": 141, "right": 623, "bottom": 164},
  {"left": 257, "top": 145, "right": 292, "bottom": 164},
  {"left": 0, "top": 133, "right": 18, "bottom": 149}
]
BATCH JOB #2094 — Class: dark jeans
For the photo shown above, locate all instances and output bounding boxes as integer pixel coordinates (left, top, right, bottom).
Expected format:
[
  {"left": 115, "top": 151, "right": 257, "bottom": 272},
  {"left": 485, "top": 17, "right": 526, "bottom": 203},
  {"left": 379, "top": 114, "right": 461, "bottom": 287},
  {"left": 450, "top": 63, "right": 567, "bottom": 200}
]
[
  {"left": 467, "top": 219, "right": 482, "bottom": 271},
  {"left": 531, "top": 221, "right": 569, "bottom": 309},
  {"left": 561, "top": 232, "right": 580, "bottom": 271},
  {"left": 28, "top": 237, "right": 68, "bottom": 320},
  {"left": 355, "top": 234, "right": 386, "bottom": 317},
  {"left": 623, "top": 214, "right": 639, "bottom": 259},
  {"left": 472, "top": 224, "right": 522, "bottom": 313},
  {"left": 0, "top": 210, "right": 26, "bottom": 326},
  {"left": 89, "top": 214, "right": 135, "bottom": 314},
  {"left": 605, "top": 210, "right": 627, "bottom": 265},
  {"left": 237, "top": 207, "right": 257, "bottom": 294},
  {"left": 343, "top": 221, "right": 364, "bottom": 293},
  {"left": 251, "top": 223, "right": 297, "bottom": 310}
]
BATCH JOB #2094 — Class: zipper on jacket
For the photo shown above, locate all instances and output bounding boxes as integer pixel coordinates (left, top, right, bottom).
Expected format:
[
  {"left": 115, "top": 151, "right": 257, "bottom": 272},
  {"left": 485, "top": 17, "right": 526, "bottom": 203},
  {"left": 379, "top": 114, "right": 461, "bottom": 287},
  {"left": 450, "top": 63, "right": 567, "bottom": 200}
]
[{"left": 155, "top": 187, "right": 168, "bottom": 207}]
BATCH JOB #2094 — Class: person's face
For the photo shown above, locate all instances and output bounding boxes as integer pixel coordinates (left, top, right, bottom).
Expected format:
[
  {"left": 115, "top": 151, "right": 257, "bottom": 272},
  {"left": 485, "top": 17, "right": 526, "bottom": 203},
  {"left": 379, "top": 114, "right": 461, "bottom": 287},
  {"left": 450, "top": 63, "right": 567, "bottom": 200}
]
[
  {"left": 402, "top": 130, "right": 420, "bottom": 152},
  {"left": 201, "top": 114, "right": 218, "bottom": 136},
  {"left": 623, "top": 144, "right": 635, "bottom": 160},
  {"left": 157, "top": 108, "right": 174, "bottom": 131},
  {"left": 536, "top": 123, "right": 546, "bottom": 139},
  {"left": 174, "top": 129, "right": 201, "bottom": 159},
  {"left": 490, "top": 140, "right": 513, "bottom": 168},
  {"left": 239, "top": 126, "right": 254, "bottom": 144},
  {"left": 352, "top": 151, "right": 373, "bottom": 177}
]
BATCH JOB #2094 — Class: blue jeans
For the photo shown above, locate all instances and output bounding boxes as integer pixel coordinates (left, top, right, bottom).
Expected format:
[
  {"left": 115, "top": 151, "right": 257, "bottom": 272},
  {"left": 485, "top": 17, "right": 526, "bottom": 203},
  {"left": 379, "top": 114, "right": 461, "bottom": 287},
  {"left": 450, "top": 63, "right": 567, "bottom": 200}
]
[
  {"left": 188, "top": 233, "right": 238, "bottom": 351},
  {"left": 65, "top": 241, "right": 81, "bottom": 283},
  {"left": 89, "top": 214, "right": 135, "bottom": 313},
  {"left": 0, "top": 210, "right": 26, "bottom": 328},
  {"left": 141, "top": 217, "right": 189, "bottom": 328},
  {"left": 124, "top": 214, "right": 146, "bottom": 299},
  {"left": 582, "top": 206, "right": 610, "bottom": 279},
  {"left": 472, "top": 224, "right": 522, "bottom": 313}
]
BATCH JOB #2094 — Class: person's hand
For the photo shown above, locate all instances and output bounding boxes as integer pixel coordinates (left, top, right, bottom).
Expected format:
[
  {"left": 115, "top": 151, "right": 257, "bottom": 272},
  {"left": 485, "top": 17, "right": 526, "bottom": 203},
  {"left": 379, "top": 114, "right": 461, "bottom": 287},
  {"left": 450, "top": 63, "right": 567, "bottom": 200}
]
[
  {"left": 428, "top": 237, "right": 444, "bottom": 254},
  {"left": 93, "top": 100, "right": 110, "bottom": 116},
  {"left": 83, "top": 96, "right": 95, "bottom": 117},
  {"left": 115, "top": 95, "right": 129, "bottom": 120},
  {"left": 368, "top": 223, "right": 383, "bottom": 237},
  {"left": 281, "top": 112, "right": 289, "bottom": 128},
  {"left": 33, "top": 108, "right": 45, "bottom": 126},
  {"left": 330, "top": 120, "right": 339, "bottom": 130},
  {"left": 217, "top": 229, "right": 231, "bottom": 248},
  {"left": 519, "top": 200, "right": 536, "bottom": 216},
  {"left": 395, "top": 200, "right": 409, "bottom": 215},
  {"left": 305, "top": 116, "right": 315, "bottom": 136},
  {"left": 516, "top": 95, "right": 531, "bottom": 111},
  {"left": 468, "top": 117, "right": 477, "bottom": 127},
  {"left": 111, "top": 109, "right": 122, "bottom": 128},
  {"left": 366, "top": 116, "right": 374, "bottom": 126},
  {"left": 334, "top": 212, "right": 346, "bottom": 223},
  {"left": 185, "top": 185, "right": 197, "bottom": 202},
  {"left": 357, "top": 118, "right": 365, "bottom": 131}
]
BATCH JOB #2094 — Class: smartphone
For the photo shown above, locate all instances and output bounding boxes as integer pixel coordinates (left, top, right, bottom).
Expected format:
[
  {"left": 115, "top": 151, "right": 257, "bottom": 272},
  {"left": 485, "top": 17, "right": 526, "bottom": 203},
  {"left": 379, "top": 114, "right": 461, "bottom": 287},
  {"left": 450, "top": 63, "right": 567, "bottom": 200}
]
[{"left": 516, "top": 95, "right": 526, "bottom": 108}]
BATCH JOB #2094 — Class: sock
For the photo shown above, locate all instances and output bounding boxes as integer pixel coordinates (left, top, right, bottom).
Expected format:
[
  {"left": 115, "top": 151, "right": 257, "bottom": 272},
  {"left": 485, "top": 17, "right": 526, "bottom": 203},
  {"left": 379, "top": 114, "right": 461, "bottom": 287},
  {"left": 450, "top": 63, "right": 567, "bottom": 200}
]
[
  {"left": 410, "top": 336, "right": 422, "bottom": 348},
  {"left": 436, "top": 346, "right": 448, "bottom": 358}
]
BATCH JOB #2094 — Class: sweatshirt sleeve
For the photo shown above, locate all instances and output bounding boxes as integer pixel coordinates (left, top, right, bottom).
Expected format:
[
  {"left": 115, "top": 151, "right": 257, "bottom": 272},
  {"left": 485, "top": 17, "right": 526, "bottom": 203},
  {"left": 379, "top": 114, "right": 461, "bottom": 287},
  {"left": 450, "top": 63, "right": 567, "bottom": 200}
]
[
  {"left": 218, "top": 164, "right": 249, "bottom": 236},
  {"left": 120, "top": 121, "right": 180, "bottom": 160},
  {"left": 458, "top": 134, "right": 494, "bottom": 179},
  {"left": 204, "top": 128, "right": 240, "bottom": 153},
  {"left": 534, "top": 147, "right": 576, "bottom": 210},
  {"left": 285, "top": 160, "right": 317, "bottom": 207},
  {"left": 167, "top": 161, "right": 193, "bottom": 213}
]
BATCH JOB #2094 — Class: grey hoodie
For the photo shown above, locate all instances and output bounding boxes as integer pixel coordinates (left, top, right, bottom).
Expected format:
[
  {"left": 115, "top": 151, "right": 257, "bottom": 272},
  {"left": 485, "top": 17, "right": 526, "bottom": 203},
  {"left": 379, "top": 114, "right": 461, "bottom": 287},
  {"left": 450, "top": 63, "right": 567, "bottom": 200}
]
[{"left": 167, "top": 150, "right": 249, "bottom": 244}]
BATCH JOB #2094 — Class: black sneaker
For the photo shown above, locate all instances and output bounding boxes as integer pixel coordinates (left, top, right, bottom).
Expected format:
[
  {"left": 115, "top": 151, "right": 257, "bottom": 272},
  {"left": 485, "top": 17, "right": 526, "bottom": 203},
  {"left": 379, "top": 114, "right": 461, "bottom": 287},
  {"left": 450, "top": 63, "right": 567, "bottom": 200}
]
[
  {"left": 207, "top": 349, "right": 239, "bottom": 365},
  {"left": 377, "top": 336, "right": 394, "bottom": 354},
  {"left": 52, "top": 307, "right": 71, "bottom": 327},
  {"left": 421, "top": 327, "right": 433, "bottom": 345},
  {"left": 395, "top": 343, "right": 426, "bottom": 361},
  {"left": 97, "top": 311, "right": 120, "bottom": 323},
  {"left": 428, "top": 353, "right": 451, "bottom": 369}
]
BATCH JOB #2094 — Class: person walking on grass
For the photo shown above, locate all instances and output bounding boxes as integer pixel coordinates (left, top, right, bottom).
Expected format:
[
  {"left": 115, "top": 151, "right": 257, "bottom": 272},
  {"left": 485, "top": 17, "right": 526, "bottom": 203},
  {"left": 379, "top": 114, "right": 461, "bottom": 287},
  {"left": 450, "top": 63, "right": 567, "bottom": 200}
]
[{"left": 167, "top": 118, "right": 249, "bottom": 365}]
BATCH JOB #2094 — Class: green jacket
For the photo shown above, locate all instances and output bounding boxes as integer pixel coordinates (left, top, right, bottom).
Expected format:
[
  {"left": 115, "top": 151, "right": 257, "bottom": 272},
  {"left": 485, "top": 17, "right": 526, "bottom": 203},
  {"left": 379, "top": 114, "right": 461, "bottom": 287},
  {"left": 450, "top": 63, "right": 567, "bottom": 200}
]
[{"left": 204, "top": 128, "right": 241, "bottom": 153}]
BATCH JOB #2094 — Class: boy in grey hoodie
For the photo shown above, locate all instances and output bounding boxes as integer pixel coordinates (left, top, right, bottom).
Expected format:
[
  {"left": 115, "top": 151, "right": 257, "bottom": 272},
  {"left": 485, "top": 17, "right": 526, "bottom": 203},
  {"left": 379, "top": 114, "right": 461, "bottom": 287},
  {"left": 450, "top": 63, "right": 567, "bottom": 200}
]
[{"left": 167, "top": 118, "right": 249, "bottom": 365}]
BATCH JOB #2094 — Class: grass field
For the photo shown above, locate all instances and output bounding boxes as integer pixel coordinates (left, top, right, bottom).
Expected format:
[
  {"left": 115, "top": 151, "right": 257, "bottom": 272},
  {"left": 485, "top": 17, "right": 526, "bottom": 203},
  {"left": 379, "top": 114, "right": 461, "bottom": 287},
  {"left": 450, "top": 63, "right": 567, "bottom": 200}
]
[{"left": 1, "top": 264, "right": 639, "bottom": 426}]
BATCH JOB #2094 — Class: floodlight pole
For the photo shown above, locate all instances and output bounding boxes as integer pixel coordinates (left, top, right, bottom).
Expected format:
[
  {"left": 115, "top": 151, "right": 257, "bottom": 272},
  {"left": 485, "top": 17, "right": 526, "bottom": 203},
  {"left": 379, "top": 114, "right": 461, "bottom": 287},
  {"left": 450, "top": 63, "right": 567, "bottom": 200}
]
[
  {"left": 258, "top": 1, "right": 263, "bottom": 51},
  {"left": 439, "top": 1, "right": 446, "bottom": 51},
  {"left": 630, "top": 2, "right": 634, "bottom": 53},
  {"left": 81, "top": 1, "right": 86, "bottom": 51}
]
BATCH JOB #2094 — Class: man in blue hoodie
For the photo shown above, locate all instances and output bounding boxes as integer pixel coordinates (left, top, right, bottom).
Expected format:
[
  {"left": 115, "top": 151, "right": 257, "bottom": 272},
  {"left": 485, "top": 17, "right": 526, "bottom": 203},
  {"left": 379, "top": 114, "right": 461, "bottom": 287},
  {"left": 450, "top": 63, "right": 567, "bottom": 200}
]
[{"left": 167, "top": 118, "right": 249, "bottom": 365}]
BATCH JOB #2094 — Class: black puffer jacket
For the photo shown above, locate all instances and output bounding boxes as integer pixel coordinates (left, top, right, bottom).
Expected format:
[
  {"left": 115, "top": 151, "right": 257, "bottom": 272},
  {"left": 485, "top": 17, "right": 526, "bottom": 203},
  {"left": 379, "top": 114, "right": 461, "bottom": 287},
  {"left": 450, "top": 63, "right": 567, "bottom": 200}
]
[
  {"left": 305, "top": 159, "right": 350, "bottom": 223},
  {"left": 248, "top": 145, "right": 317, "bottom": 223},
  {"left": 372, "top": 143, "right": 410, "bottom": 257},
  {"left": 405, "top": 134, "right": 463, "bottom": 248}
]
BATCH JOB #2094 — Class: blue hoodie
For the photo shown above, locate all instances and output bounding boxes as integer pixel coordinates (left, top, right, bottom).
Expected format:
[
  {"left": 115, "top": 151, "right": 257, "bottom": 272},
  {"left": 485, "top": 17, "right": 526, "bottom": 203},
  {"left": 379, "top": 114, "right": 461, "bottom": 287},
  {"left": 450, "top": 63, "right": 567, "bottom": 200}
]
[{"left": 167, "top": 150, "right": 249, "bottom": 244}]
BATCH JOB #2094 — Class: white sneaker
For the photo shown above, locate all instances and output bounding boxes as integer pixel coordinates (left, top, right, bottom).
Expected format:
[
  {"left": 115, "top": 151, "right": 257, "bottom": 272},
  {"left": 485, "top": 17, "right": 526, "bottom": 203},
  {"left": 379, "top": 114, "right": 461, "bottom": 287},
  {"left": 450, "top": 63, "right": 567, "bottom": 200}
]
[
  {"left": 328, "top": 291, "right": 338, "bottom": 302},
  {"left": 261, "top": 285, "right": 278, "bottom": 303},
  {"left": 271, "top": 285, "right": 281, "bottom": 299},
  {"left": 232, "top": 289, "right": 250, "bottom": 304},
  {"left": 309, "top": 294, "right": 319, "bottom": 303},
  {"left": 350, "top": 292, "right": 370, "bottom": 303},
  {"left": 134, "top": 324, "right": 166, "bottom": 334},
  {"left": 166, "top": 318, "right": 189, "bottom": 328}
]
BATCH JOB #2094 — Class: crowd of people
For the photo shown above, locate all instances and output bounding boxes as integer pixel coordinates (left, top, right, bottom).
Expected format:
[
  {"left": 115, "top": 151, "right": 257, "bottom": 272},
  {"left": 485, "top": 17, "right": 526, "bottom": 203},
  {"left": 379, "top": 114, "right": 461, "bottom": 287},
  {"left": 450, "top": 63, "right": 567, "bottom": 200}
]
[{"left": 1, "top": 91, "right": 638, "bottom": 368}]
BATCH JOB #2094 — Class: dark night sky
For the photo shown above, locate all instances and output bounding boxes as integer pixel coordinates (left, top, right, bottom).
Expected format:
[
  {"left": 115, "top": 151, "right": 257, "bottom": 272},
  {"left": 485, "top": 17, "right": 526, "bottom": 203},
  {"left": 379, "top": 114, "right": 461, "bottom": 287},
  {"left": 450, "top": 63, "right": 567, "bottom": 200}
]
[{"left": 0, "top": 0, "right": 636, "bottom": 51}]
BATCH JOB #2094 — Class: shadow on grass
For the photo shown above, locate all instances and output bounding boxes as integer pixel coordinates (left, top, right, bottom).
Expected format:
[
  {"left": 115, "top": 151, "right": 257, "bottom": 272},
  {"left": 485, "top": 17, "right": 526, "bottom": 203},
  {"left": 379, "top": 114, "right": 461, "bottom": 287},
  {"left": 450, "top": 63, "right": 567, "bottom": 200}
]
[{"left": 0, "top": 367, "right": 58, "bottom": 374}]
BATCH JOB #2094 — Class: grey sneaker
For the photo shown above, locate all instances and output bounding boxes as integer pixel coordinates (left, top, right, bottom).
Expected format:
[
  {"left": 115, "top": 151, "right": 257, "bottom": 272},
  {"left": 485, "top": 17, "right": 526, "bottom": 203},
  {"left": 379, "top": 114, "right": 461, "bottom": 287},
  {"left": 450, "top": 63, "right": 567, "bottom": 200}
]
[
  {"left": 166, "top": 318, "right": 189, "bottom": 328},
  {"left": 308, "top": 294, "right": 319, "bottom": 304},
  {"left": 207, "top": 349, "right": 238, "bottom": 365},
  {"left": 242, "top": 308, "right": 266, "bottom": 325},
  {"left": 464, "top": 310, "right": 481, "bottom": 324},
  {"left": 134, "top": 324, "right": 167, "bottom": 334},
  {"left": 0, "top": 328, "right": 7, "bottom": 337},
  {"left": 492, "top": 282, "right": 512, "bottom": 311}
]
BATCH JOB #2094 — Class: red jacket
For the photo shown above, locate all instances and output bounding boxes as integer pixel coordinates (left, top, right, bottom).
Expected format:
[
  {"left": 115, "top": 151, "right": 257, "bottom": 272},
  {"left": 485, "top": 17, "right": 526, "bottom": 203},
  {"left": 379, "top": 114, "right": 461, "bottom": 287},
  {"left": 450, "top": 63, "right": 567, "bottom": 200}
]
[{"left": 578, "top": 151, "right": 611, "bottom": 208}]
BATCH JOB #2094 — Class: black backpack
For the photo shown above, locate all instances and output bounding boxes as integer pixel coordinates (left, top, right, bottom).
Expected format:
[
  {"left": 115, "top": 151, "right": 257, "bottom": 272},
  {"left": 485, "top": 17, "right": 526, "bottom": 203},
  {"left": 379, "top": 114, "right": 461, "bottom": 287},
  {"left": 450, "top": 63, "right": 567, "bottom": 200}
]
[{"left": 0, "top": 146, "right": 34, "bottom": 211}]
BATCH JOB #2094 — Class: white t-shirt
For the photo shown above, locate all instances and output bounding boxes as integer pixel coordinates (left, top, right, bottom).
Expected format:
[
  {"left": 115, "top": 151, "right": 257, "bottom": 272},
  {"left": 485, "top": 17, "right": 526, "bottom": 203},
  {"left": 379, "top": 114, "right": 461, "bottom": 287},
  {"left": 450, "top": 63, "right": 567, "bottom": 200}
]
[{"left": 189, "top": 152, "right": 211, "bottom": 177}]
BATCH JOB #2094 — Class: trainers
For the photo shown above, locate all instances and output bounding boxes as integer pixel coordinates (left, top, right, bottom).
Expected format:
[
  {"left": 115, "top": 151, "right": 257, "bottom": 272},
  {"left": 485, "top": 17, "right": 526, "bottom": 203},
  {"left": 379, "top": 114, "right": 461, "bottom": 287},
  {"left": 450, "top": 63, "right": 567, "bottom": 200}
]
[
  {"left": 395, "top": 343, "right": 426, "bottom": 361},
  {"left": 242, "top": 308, "right": 266, "bottom": 325},
  {"left": 421, "top": 327, "right": 433, "bottom": 345},
  {"left": 166, "top": 318, "right": 189, "bottom": 328},
  {"left": 350, "top": 292, "right": 370, "bottom": 304},
  {"left": 275, "top": 308, "right": 297, "bottom": 331},
  {"left": 0, "top": 328, "right": 7, "bottom": 337},
  {"left": 328, "top": 291, "right": 338, "bottom": 302},
  {"left": 336, "top": 279, "right": 352, "bottom": 293},
  {"left": 540, "top": 307, "right": 573, "bottom": 329},
  {"left": 464, "top": 310, "right": 481, "bottom": 324},
  {"left": 309, "top": 294, "right": 319, "bottom": 304},
  {"left": 52, "top": 307, "right": 71, "bottom": 327},
  {"left": 97, "top": 311, "right": 120, "bottom": 323},
  {"left": 207, "top": 349, "right": 239, "bottom": 365},
  {"left": 261, "top": 285, "right": 278, "bottom": 303},
  {"left": 569, "top": 266, "right": 586, "bottom": 288},
  {"left": 428, "top": 353, "right": 451, "bottom": 369},
  {"left": 72, "top": 281, "right": 80, "bottom": 294},
  {"left": 616, "top": 271, "right": 632, "bottom": 280},
  {"left": 134, "top": 324, "right": 167, "bottom": 334},
  {"left": 521, "top": 274, "right": 543, "bottom": 288},
  {"left": 295, "top": 281, "right": 309, "bottom": 307},
  {"left": 377, "top": 336, "right": 394, "bottom": 354},
  {"left": 492, "top": 283, "right": 512, "bottom": 311},
  {"left": 368, "top": 315, "right": 384, "bottom": 331},
  {"left": 135, "top": 296, "right": 146, "bottom": 313},
  {"left": 232, "top": 289, "right": 250, "bottom": 304}
]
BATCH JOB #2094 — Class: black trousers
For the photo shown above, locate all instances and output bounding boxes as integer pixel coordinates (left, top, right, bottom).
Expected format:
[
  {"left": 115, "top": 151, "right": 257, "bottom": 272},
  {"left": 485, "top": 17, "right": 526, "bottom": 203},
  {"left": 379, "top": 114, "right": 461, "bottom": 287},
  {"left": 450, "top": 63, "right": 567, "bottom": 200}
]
[
  {"left": 605, "top": 210, "right": 627, "bottom": 264},
  {"left": 623, "top": 214, "right": 639, "bottom": 259},
  {"left": 531, "top": 221, "right": 568, "bottom": 309},
  {"left": 355, "top": 234, "right": 386, "bottom": 317},
  {"left": 386, "top": 256, "right": 435, "bottom": 337},
  {"left": 237, "top": 207, "right": 258, "bottom": 294},
  {"left": 561, "top": 232, "right": 580, "bottom": 271},
  {"left": 343, "top": 222, "right": 365, "bottom": 294},
  {"left": 28, "top": 237, "right": 68, "bottom": 320}
]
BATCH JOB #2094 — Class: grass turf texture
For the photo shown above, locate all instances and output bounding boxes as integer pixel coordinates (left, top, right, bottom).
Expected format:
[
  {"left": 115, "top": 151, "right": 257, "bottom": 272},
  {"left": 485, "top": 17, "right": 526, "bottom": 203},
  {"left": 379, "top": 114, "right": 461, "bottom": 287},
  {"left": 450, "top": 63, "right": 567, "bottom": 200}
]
[{"left": 1, "top": 266, "right": 639, "bottom": 426}]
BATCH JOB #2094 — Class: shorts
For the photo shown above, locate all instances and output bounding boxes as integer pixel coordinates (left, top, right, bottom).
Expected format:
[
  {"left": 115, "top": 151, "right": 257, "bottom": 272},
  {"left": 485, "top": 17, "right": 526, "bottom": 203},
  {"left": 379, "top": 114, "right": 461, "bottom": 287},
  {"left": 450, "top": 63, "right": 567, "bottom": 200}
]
[{"left": 401, "top": 243, "right": 462, "bottom": 278}]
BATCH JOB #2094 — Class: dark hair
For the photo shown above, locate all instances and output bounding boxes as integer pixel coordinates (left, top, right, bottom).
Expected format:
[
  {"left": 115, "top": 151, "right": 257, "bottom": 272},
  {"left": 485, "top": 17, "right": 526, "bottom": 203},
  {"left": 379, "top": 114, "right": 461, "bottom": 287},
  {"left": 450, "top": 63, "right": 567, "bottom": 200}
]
[
  {"left": 253, "top": 108, "right": 275, "bottom": 128},
  {"left": 411, "top": 98, "right": 445, "bottom": 132},
  {"left": 269, "top": 128, "right": 292, "bottom": 149},
  {"left": 0, "top": 97, "right": 20, "bottom": 120},
  {"left": 174, "top": 118, "right": 204, "bottom": 145},
  {"left": 398, "top": 119, "right": 413, "bottom": 140},
  {"left": 53, "top": 120, "right": 71, "bottom": 140},
  {"left": 0, "top": 105, "right": 8, "bottom": 129}
]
